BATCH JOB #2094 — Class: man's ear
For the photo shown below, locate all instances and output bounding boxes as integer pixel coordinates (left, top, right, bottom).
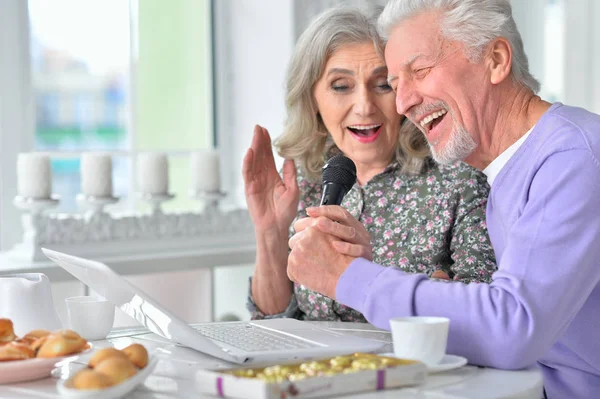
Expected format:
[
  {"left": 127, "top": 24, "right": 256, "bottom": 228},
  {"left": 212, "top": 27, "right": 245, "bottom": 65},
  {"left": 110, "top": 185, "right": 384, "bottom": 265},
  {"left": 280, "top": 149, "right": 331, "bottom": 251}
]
[{"left": 487, "top": 37, "right": 512, "bottom": 85}]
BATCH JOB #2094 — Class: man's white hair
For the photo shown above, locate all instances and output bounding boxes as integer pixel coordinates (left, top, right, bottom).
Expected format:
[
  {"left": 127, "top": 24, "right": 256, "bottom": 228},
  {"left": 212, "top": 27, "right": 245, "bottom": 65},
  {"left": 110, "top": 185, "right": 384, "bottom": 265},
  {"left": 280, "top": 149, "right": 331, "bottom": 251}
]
[{"left": 378, "top": 0, "right": 540, "bottom": 93}]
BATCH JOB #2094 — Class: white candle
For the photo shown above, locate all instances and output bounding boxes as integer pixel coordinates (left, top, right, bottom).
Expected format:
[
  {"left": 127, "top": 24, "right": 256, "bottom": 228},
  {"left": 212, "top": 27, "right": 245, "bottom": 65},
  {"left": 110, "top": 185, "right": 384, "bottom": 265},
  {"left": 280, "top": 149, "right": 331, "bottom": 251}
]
[
  {"left": 17, "top": 153, "right": 52, "bottom": 198},
  {"left": 81, "top": 153, "right": 113, "bottom": 198},
  {"left": 191, "top": 150, "right": 220, "bottom": 193},
  {"left": 137, "top": 153, "right": 169, "bottom": 195}
]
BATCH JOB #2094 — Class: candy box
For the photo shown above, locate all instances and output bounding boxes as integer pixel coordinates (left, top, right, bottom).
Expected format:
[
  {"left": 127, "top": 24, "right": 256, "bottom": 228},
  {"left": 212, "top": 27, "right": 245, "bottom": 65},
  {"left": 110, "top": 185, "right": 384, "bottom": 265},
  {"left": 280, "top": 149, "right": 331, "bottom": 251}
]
[{"left": 195, "top": 353, "right": 427, "bottom": 398}]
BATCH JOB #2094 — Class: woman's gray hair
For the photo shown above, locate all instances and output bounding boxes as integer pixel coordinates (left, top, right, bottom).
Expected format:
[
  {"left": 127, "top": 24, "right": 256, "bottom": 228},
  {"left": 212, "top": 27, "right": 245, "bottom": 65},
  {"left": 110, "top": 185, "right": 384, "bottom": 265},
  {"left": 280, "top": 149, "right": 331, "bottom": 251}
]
[
  {"left": 378, "top": 0, "right": 540, "bottom": 93},
  {"left": 275, "top": 6, "right": 429, "bottom": 182}
]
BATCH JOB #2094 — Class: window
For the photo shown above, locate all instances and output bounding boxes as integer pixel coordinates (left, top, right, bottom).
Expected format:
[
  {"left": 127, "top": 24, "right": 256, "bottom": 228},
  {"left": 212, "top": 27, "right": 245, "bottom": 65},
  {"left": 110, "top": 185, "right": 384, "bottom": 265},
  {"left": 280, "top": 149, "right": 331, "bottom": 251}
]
[
  {"left": 0, "top": 0, "right": 214, "bottom": 250},
  {"left": 29, "top": 0, "right": 132, "bottom": 212}
]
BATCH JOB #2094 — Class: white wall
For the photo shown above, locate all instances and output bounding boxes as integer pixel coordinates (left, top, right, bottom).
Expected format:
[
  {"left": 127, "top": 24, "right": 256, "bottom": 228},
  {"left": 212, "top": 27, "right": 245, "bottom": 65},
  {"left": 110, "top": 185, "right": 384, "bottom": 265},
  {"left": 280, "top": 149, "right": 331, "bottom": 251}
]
[
  {"left": 211, "top": 0, "right": 295, "bottom": 320},
  {"left": 214, "top": 0, "right": 295, "bottom": 208},
  {"left": 511, "top": 0, "right": 546, "bottom": 94}
]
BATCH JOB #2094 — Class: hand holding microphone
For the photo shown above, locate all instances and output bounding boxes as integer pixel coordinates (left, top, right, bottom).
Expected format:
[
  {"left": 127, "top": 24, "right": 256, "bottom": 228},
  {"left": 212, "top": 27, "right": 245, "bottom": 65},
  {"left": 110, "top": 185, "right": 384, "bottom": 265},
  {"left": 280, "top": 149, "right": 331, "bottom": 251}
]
[{"left": 291, "top": 155, "right": 373, "bottom": 261}]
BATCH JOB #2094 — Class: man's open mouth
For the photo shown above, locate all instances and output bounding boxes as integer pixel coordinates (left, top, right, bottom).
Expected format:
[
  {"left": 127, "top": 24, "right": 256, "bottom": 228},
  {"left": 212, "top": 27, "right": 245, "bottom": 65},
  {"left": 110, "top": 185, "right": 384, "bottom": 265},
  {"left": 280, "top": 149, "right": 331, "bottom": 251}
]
[{"left": 420, "top": 109, "right": 447, "bottom": 132}]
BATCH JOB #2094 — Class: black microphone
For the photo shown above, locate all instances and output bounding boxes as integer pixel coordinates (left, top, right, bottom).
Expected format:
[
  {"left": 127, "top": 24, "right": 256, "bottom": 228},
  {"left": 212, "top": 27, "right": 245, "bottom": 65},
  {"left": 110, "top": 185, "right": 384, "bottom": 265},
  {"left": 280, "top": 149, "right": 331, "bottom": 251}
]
[{"left": 320, "top": 155, "right": 357, "bottom": 206}]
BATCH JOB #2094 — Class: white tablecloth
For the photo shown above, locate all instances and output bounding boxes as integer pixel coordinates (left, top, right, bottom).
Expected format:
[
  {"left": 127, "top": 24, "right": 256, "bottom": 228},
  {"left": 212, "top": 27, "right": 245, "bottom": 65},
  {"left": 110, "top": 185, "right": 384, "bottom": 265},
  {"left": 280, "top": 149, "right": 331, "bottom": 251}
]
[{"left": 0, "top": 322, "right": 544, "bottom": 399}]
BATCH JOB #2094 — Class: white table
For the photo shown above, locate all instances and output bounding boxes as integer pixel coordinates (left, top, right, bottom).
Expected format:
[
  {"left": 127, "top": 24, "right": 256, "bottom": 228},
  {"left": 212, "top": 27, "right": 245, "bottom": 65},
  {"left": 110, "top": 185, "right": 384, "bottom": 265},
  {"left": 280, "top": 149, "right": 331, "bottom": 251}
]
[{"left": 0, "top": 322, "right": 544, "bottom": 399}]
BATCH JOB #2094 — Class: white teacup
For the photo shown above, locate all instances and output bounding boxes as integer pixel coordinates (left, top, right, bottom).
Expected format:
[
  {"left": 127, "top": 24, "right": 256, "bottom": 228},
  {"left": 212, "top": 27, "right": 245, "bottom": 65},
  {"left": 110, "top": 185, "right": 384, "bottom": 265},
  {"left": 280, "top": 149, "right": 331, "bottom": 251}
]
[
  {"left": 390, "top": 316, "right": 450, "bottom": 365},
  {"left": 65, "top": 296, "right": 115, "bottom": 341}
]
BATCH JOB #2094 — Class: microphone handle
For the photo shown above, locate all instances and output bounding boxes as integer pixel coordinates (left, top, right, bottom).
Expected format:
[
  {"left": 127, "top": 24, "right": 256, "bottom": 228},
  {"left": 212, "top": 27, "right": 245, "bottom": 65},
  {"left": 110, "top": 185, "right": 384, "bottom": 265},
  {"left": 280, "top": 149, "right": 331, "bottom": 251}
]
[{"left": 320, "top": 182, "right": 347, "bottom": 206}]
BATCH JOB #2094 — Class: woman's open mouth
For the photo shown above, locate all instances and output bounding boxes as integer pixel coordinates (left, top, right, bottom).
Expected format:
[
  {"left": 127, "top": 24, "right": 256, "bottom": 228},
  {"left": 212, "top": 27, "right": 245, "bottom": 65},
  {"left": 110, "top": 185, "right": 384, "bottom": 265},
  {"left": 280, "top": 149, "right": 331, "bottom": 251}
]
[{"left": 347, "top": 124, "right": 382, "bottom": 144}]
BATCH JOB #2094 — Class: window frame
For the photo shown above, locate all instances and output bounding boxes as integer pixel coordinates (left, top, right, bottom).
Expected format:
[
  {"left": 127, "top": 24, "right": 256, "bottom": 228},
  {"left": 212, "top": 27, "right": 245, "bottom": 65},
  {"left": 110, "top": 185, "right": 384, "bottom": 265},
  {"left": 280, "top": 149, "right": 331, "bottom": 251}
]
[
  {"left": 0, "top": 0, "right": 219, "bottom": 251},
  {"left": 0, "top": 0, "right": 35, "bottom": 251}
]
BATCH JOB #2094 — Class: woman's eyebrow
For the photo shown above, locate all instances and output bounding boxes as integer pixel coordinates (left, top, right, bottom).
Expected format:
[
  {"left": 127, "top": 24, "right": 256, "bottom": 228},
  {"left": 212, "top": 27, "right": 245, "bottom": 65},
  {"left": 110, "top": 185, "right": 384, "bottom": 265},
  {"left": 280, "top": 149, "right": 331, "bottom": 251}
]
[
  {"left": 371, "top": 66, "right": 388, "bottom": 75},
  {"left": 326, "top": 68, "right": 353, "bottom": 76}
]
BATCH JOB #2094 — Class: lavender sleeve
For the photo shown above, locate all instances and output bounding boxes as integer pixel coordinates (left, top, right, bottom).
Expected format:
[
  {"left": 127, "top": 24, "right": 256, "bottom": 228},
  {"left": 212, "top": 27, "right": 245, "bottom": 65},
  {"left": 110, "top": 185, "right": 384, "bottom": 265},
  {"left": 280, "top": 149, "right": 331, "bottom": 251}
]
[{"left": 337, "top": 149, "right": 600, "bottom": 369}]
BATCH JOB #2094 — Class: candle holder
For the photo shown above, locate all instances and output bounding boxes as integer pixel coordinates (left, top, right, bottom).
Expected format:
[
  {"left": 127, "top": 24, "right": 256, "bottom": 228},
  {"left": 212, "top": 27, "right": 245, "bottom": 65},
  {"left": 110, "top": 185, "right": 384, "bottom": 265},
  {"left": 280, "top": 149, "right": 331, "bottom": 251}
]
[
  {"left": 138, "top": 192, "right": 175, "bottom": 214},
  {"left": 13, "top": 195, "right": 60, "bottom": 215},
  {"left": 76, "top": 194, "right": 120, "bottom": 216},
  {"left": 190, "top": 190, "right": 227, "bottom": 211}
]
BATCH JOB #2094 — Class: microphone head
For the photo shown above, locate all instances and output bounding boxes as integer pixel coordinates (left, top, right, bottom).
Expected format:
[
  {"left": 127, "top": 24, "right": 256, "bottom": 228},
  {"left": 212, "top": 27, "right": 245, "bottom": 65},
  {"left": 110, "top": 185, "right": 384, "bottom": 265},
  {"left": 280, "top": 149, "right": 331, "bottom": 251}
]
[{"left": 322, "top": 155, "right": 357, "bottom": 193}]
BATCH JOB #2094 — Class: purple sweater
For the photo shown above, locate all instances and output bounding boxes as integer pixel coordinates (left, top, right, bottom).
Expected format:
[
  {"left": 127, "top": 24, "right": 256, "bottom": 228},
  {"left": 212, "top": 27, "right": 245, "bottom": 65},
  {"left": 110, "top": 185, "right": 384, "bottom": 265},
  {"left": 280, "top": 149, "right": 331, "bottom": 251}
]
[{"left": 337, "top": 103, "right": 600, "bottom": 398}]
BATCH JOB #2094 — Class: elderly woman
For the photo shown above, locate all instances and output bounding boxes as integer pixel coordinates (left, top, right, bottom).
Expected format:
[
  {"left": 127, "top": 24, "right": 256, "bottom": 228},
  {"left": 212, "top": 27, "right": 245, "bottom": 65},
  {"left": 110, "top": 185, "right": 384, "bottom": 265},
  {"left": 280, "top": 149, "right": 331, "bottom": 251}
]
[{"left": 242, "top": 6, "right": 496, "bottom": 321}]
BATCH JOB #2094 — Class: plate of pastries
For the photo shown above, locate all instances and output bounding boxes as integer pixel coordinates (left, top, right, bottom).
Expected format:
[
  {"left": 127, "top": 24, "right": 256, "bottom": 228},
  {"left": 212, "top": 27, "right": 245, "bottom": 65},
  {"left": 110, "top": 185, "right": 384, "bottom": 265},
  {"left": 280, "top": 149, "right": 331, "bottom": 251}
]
[
  {"left": 57, "top": 343, "right": 157, "bottom": 398},
  {"left": 0, "top": 318, "right": 91, "bottom": 384}
]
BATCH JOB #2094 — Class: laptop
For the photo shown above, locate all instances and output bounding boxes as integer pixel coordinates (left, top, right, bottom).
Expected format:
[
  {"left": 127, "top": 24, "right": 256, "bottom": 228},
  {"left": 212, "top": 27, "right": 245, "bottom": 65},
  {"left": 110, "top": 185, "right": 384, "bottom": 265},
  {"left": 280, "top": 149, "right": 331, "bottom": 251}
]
[{"left": 42, "top": 248, "right": 384, "bottom": 364}]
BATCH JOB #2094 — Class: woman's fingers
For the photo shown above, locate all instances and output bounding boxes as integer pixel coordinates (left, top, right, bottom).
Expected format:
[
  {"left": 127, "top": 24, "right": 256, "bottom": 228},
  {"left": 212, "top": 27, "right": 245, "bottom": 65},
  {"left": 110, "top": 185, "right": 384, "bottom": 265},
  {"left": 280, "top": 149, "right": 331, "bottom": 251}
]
[
  {"left": 305, "top": 205, "right": 351, "bottom": 224},
  {"left": 332, "top": 241, "right": 372, "bottom": 260},
  {"left": 294, "top": 216, "right": 357, "bottom": 242},
  {"left": 242, "top": 148, "right": 254, "bottom": 184},
  {"left": 282, "top": 158, "right": 298, "bottom": 190}
]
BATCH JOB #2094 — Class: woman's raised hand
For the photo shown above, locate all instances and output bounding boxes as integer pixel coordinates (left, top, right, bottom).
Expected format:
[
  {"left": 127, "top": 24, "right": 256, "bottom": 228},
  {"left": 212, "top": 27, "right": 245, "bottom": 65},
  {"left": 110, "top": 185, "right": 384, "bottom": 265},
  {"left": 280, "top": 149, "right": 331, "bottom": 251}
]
[{"left": 243, "top": 125, "right": 300, "bottom": 235}]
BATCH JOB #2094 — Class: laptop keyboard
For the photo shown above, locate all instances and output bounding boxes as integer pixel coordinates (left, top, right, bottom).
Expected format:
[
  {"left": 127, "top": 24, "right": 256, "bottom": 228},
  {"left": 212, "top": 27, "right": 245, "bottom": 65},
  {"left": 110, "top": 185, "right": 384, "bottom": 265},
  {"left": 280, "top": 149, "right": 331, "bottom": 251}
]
[{"left": 193, "top": 323, "right": 322, "bottom": 352}]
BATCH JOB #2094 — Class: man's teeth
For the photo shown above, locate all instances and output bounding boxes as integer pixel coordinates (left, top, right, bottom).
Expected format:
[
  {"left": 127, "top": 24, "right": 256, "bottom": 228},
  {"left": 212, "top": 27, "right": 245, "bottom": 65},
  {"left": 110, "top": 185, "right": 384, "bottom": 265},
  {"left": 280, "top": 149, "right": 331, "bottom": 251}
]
[
  {"left": 419, "top": 109, "right": 447, "bottom": 128},
  {"left": 348, "top": 124, "right": 381, "bottom": 130}
]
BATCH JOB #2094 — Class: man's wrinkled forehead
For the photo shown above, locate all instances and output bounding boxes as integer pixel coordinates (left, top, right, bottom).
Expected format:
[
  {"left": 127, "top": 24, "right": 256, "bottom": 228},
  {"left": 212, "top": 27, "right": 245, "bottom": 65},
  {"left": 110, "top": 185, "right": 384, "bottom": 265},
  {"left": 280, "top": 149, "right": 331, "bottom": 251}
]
[{"left": 384, "top": 15, "right": 447, "bottom": 75}]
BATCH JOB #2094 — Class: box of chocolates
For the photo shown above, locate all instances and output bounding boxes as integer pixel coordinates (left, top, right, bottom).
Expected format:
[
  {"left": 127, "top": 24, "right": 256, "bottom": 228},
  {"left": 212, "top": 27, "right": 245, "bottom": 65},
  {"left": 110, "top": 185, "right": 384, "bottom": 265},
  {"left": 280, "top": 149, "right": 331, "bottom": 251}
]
[{"left": 195, "top": 353, "right": 427, "bottom": 398}]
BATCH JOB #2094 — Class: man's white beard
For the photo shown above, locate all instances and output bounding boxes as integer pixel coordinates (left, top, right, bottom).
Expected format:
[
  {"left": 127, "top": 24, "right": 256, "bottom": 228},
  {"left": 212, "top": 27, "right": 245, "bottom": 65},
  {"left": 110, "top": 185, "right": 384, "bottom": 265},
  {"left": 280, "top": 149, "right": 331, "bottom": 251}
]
[{"left": 428, "top": 125, "right": 477, "bottom": 165}]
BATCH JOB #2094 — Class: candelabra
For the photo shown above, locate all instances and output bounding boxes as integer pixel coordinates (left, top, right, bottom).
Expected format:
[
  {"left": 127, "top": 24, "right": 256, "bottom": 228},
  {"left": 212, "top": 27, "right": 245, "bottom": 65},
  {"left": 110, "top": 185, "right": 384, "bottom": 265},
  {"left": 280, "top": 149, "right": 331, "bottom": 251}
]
[
  {"left": 76, "top": 194, "right": 120, "bottom": 216},
  {"left": 138, "top": 192, "right": 175, "bottom": 215},
  {"left": 190, "top": 190, "right": 227, "bottom": 212},
  {"left": 13, "top": 195, "right": 60, "bottom": 216}
]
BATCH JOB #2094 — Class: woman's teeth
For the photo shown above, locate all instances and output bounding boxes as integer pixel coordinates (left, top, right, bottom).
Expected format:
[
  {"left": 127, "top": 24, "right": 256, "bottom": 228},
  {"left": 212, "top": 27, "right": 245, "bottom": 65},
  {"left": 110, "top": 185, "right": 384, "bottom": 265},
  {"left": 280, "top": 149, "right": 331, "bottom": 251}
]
[
  {"left": 347, "top": 124, "right": 381, "bottom": 136},
  {"left": 420, "top": 109, "right": 447, "bottom": 129}
]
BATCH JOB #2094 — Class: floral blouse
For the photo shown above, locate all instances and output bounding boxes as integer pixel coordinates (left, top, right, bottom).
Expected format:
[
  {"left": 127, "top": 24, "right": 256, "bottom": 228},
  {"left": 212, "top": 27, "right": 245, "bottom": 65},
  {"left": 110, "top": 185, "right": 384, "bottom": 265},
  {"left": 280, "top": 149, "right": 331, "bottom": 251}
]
[{"left": 247, "top": 159, "right": 497, "bottom": 322}]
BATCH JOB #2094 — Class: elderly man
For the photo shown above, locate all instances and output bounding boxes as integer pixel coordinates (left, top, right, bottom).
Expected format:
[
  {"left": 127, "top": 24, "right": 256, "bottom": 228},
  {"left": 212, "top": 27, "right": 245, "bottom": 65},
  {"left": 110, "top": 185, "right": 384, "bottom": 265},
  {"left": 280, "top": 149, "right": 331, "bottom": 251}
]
[{"left": 287, "top": 0, "right": 600, "bottom": 397}]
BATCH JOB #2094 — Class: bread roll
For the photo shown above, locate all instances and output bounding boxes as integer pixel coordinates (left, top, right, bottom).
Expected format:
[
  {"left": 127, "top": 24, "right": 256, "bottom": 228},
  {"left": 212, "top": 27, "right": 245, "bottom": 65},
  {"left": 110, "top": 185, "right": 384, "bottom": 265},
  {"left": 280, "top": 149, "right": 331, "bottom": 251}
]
[
  {"left": 94, "top": 357, "right": 137, "bottom": 384},
  {"left": 0, "top": 342, "right": 35, "bottom": 361},
  {"left": 0, "top": 319, "right": 16, "bottom": 344},
  {"left": 24, "top": 329, "right": 51, "bottom": 340},
  {"left": 14, "top": 330, "right": 52, "bottom": 353},
  {"left": 14, "top": 336, "right": 36, "bottom": 347},
  {"left": 122, "top": 343, "right": 149, "bottom": 368},
  {"left": 88, "top": 348, "right": 129, "bottom": 368},
  {"left": 71, "top": 369, "right": 114, "bottom": 390},
  {"left": 30, "top": 335, "right": 48, "bottom": 353},
  {"left": 37, "top": 329, "right": 88, "bottom": 358}
]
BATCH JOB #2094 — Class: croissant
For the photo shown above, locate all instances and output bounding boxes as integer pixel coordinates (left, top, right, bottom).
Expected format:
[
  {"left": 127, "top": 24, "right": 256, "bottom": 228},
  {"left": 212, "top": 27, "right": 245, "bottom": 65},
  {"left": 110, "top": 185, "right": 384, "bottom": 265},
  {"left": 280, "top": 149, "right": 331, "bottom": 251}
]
[
  {"left": 24, "top": 329, "right": 51, "bottom": 340},
  {"left": 71, "top": 369, "right": 114, "bottom": 390},
  {"left": 16, "top": 329, "right": 53, "bottom": 353},
  {"left": 0, "top": 342, "right": 35, "bottom": 361},
  {"left": 88, "top": 348, "right": 129, "bottom": 368},
  {"left": 0, "top": 319, "right": 17, "bottom": 344},
  {"left": 37, "top": 329, "right": 88, "bottom": 358},
  {"left": 30, "top": 335, "right": 49, "bottom": 353},
  {"left": 122, "top": 343, "right": 149, "bottom": 368},
  {"left": 94, "top": 357, "right": 137, "bottom": 384}
]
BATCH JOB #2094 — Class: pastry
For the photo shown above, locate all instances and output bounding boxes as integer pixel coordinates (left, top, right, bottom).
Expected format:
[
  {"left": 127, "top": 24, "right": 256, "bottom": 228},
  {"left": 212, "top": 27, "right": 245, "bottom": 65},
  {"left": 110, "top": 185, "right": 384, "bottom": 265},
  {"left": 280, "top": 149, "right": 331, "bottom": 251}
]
[
  {"left": 122, "top": 343, "right": 149, "bottom": 368},
  {"left": 14, "top": 336, "right": 37, "bottom": 348},
  {"left": 88, "top": 348, "right": 129, "bottom": 368},
  {"left": 37, "top": 329, "right": 88, "bottom": 358},
  {"left": 24, "top": 329, "right": 51, "bottom": 340},
  {"left": 0, "top": 319, "right": 16, "bottom": 344},
  {"left": 0, "top": 342, "right": 35, "bottom": 361},
  {"left": 94, "top": 357, "right": 137, "bottom": 384},
  {"left": 30, "top": 335, "right": 49, "bottom": 353},
  {"left": 14, "top": 330, "right": 50, "bottom": 350},
  {"left": 71, "top": 369, "right": 114, "bottom": 390}
]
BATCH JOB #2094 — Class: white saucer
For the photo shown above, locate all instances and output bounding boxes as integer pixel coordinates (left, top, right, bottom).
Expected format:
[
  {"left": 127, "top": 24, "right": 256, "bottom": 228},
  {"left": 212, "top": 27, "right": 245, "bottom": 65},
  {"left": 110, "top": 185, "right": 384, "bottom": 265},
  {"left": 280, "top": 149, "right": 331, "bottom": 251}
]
[{"left": 379, "top": 353, "right": 467, "bottom": 373}]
